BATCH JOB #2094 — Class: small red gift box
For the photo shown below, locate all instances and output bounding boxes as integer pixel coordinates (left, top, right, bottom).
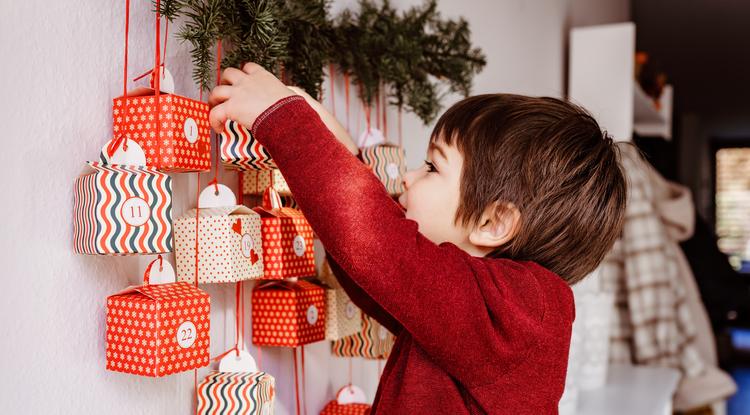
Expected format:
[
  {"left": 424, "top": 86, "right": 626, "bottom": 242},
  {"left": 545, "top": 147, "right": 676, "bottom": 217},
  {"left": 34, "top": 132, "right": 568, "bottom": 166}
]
[
  {"left": 321, "top": 385, "right": 372, "bottom": 415},
  {"left": 253, "top": 188, "right": 315, "bottom": 279},
  {"left": 106, "top": 257, "right": 211, "bottom": 377},
  {"left": 112, "top": 87, "right": 211, "bottom": 172},
  {"left": 251, "top": 280, "right": 326, "bottom": 347}
]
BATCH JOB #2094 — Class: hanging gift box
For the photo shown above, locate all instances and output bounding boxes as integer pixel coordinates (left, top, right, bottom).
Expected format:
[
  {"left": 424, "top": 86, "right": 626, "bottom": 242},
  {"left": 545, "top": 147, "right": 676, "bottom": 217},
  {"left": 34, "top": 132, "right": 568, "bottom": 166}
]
[
  {"left": 174, "top": 184, "right": 264, "bottom": 284},
  {"left": 332, "top": 314, "right": 394, "bottom": 360},
  {"left": 242, "top": 169, "right": 291, "bottom": 196},
  {"left": 73, "top": 139, "right": 173, "bottom": 255},
  {"left": 253, "top": 188, "right": 315, "bottom": 279},
  {"left": 321, "top": 385, "right": 371, "bottom": 415},
  {"left": 252, "top": 280, "right": 326, "bottom": 347},
  {"left": 111, "top": 0, "right": 210, "bottom": 173},
  {"left": 197, "top": 350, "right": 275, "bottom": 415},
  {"left": 111, "top": 87, "right": 211, "bottom": 172},
  {"left": 220, "top": 120, "right": 277, "bottom": 171},
  {"left": 106, "top": 256, "right": 210, "bottom": 377},
  {"left": 324, "top": 285, "right": 362, "bottom": 341},
  {"left": 359, "top": 144, "right": 406, "bottom": 196}
]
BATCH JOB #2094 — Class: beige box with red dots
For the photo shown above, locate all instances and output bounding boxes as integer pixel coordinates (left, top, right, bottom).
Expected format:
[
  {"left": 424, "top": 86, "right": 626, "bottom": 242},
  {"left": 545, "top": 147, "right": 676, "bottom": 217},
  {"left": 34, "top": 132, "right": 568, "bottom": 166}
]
[
  {"left": 174, "top": 205, "right": 264, "bottom": 284},
  {"left": 252, "top": 280, "right": 326, "bottom": 347}
]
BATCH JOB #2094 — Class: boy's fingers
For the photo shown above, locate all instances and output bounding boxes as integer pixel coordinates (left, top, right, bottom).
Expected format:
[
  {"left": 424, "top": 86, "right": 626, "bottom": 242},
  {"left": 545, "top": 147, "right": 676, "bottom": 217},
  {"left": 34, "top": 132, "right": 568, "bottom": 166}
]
[
  {"left": 208, "top": 104, "right": 228, "bottom": 134},
  {"left": 220, "top": 67, "right": 245, "bottom": 85},
  {"left": 208, "top": 85, "right": 232, "bottom": 108},
  {"left": 242, "top": 62, "right": 263, "bottom": 75}
]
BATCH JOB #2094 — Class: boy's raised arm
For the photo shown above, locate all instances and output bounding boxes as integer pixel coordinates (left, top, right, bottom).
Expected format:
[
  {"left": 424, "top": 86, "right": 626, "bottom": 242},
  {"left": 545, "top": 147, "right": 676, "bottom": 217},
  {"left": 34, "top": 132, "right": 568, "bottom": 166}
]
[{"left": 251, "top": 96, "right": 542, "bottom": 388}]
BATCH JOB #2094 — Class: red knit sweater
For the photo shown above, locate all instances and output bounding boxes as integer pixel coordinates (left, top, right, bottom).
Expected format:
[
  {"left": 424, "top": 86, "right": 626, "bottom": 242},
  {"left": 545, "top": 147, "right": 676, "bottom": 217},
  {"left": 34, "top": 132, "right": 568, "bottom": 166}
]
[{"left": 252, "top": 96, "right": 575, "bottom": 414}]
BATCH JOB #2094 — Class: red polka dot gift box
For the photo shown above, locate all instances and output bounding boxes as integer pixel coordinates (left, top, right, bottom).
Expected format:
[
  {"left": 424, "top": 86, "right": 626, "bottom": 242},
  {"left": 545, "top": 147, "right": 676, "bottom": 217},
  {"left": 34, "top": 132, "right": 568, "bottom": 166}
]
[
  {"left": 252, "top": 188, "right": 316, "bottom": 280},
  {"left": 251, "top": 280, "right": 326, "bottom": 347},
  {"left": 112, "top": 87, "right": 211, "bottom": 172},
  {"left": 320, "top": 385, "right": 372, "bottom": 415},
  {"left": 106, "top": 258, "right": 210, "bottom": 377},
  {"left": 73, "top": 139, "right": 172, "bottom": 255},
  {"left": 174, "top": 205, "right": 264, "bottom": 284}
]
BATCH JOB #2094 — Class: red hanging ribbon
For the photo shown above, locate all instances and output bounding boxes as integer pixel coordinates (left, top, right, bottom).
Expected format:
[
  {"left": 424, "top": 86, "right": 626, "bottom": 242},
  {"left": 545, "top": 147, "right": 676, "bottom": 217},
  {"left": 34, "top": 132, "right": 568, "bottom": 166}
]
[
  {"left": 293, "top": 348, "right": 301, "bottom": 415},
  {"left": 329, "top": 63, "right": 336, "bottom": 118},
  {"left": 122, "top": 0, "right": 130, "bottom": 98},
  {"left": 344, "top": 73, "right": 351, "bottom": 134},
  {"left": 142, "top": 255, "right": 163, "bottom": 285},
  {"left": 301, "top": 345, "right": 307, "bottom": 415},
  {"left": 106, "top": 134, "right": 128, "bottom": 158}
]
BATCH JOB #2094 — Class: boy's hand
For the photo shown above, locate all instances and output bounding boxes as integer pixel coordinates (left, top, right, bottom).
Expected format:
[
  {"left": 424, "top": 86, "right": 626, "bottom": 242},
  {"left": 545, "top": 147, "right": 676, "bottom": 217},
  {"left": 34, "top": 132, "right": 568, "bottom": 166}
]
[{"left": 208, "top": 63, "right": 295, "bottom": 133}]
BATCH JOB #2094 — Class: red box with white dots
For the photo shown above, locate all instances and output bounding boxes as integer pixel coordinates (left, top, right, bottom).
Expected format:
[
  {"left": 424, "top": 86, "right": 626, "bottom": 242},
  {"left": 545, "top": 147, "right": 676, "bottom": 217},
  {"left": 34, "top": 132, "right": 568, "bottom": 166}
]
[
  {"left": 105, "top": 281, "right": 210, "bottom": 377},
  {"left": 253, "top": 189, "right": 316, "bottom": 280},
  {"left": 252, "top": 280, "right": 326, "bottom": 347},
  {"left": 112, "top": 88, "right": 211, "bottom": 172}
]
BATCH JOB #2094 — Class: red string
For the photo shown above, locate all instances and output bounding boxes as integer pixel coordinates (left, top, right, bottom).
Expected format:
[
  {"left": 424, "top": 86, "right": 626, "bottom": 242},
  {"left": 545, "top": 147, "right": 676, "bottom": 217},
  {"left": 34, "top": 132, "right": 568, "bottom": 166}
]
[
  {"left": 235, "top": 281, "right": 243, "bottom": 355},
  {"left": 301, "top": 345, "right": 307, "bottom": 415},
  {"left": 348, "top": 357, "right": 353, "bottom": 387},
  {"left": 213, "top": 41, "right": 222, "bottom": 184},
  {"left": 398, "top": 108, "right": 403, "bottom": 146},
  {"left": 154, "top": 0, "right": 162, "bottom": 169},
  {"left": 293, "top": 348, "right": 301, "bottom": 415},
  {"left": 163, "top": 20, "right": 168, "bottom": 63},
  {"left": 375, "top": 90, "right": 381, "bottom": 131},
  {"left": 329, "top": 64, "right": 336, "bottom": 118},
  {"left": 122, "top": 0, "right": 130, "bottom": 98},
  {"left": 257, "top": 345, "right": 263, "bottom": 371},
  {"left": 344, "top": 73, "right": 351, "bottom": 133},
  {"left": 383, "top": 91, "right": 388, "bottom": 142}
]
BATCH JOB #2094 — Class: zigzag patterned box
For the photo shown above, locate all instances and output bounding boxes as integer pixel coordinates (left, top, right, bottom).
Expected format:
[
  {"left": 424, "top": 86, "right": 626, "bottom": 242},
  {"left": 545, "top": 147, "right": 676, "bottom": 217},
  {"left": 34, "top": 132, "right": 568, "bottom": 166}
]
[{"left": 73, "top": 161, "right": 173, "bottom": 255}]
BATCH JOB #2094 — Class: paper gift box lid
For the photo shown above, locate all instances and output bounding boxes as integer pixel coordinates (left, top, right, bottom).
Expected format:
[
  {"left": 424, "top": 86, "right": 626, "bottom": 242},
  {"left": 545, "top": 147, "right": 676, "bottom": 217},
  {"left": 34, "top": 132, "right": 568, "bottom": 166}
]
[
  {"left": 74, "top": 157, "right": 173, "bottom": 255},
  {"left": 112, "top": 86, "right": 211, "bottom": 172},
  {"left": 252, "top": 280, "right": 326, "bottom": 347},
  {"left": 252, "top": 188, "right": 315, "bottom": 279},
  {"left": 197, "top": 371, "right": 275, "bottom": 415},
  {"left": 106, "top": 280, "right": 210, "bottom": 377},
  {"left": 175, "top": 205, "right": 264, "bottom": 283}
]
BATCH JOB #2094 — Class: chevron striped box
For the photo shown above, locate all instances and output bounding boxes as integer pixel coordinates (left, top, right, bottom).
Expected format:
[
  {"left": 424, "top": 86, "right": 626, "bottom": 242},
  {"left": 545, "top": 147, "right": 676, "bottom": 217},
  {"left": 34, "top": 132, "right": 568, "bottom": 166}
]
[
  {"left": 220, "top": 120, "right": 277, "bottom": 171},
  {"left": 359, "top": 144, "right": 406, "bottom": 196},
  {"left": 252, "top": 280, "right": 326, "bottom": 347},
  {"left": 332, "top": 314, "right": 394, "bottom": 360},
  {"left": 73, "top": 161, "right": 173, "bottom": 255},
  {"left": 112, "top": 90, "right": 211, "bottom": 172},
  {"left": 106, "top": 282, "right": 210, "bottom": 377},
  {"left": 197, "top": 371, "right": 275, "bottom": 415}
]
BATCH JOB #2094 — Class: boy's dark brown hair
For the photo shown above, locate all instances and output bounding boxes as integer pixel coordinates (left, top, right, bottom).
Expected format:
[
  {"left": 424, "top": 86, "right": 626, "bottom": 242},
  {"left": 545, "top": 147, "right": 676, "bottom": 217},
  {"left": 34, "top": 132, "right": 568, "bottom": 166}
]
[{"left": 432, "top": 94, "right": 626, "bottom": 285}]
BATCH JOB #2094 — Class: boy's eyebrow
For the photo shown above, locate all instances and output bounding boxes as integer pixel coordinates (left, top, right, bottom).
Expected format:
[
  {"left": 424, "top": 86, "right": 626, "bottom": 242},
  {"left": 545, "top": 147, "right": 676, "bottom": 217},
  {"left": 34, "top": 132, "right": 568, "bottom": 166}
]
[{"left": 428, "top": 142, "right": 448, "bottom": 161}]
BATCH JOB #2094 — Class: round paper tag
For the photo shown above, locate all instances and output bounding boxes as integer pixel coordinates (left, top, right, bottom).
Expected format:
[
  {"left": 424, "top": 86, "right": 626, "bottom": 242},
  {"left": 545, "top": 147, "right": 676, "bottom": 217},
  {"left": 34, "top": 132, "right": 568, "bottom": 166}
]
[
  {"left": 218, "top": 349, "right": 258, "bottom": 373},
  {"left": 176, "top": 321, "right": 197, "bottom": 348},
  {"left": 198, "top": 184, "right": 236, "bottom": 208},
  {"left": 121, "top": 197, "right": 151, "bottom": 226},
  {"left": 358, "top": 128, "right": 385, "bottom": 148},
  {"left": 385, "top": 162, "right": 400, "bottom": 180},
  {"left": 337, "top": 385, "right": 368, "bottom": 405},
  {"left": 306, "top": 305, "right": 319, "bottom": 326},
  {"left": 101, "top": 138, "right": 147, "bottom": 166},
  {"left": 345, "top": 301, "right": 356, "bottom": 320},
  {"left": 293, "top": 235, "right": 306, "bottom": 257},
  {"left": 183, "top": 117, "right": 199, "bottom": 144},
  {"left": 378, "top": 325, "right": 388, "bottom": 341},
  {"left": 241, "top": 233, "right": 254, "bottom": 258}
]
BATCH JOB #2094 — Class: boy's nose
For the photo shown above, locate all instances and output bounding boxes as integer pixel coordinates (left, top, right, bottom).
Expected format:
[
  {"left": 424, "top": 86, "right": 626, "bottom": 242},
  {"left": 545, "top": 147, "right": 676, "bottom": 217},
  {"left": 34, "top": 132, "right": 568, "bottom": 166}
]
[{"left": 402, "top": 169, "right": 417, "bottom": 191}]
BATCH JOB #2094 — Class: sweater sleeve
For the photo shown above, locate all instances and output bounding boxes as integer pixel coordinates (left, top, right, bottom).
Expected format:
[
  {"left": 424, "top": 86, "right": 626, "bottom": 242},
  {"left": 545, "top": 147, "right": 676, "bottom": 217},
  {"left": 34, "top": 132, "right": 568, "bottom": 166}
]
[{"left": 251, "top": 96, "right": 539, "bottom": 386}]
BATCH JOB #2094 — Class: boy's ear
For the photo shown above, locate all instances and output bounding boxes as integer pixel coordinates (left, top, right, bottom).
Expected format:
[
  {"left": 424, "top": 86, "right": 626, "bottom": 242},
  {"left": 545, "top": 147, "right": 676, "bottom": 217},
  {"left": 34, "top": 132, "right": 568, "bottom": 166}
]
[{"left": 468, "top": 203, "right": 521, "bottom": 249}]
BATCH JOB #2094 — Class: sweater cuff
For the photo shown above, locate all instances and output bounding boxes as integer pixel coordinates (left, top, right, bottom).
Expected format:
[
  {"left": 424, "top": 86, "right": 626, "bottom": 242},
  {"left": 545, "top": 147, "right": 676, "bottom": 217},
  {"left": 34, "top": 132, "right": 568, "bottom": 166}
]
[{"left": 251, "top": 95, "right": 306, "bottom": 137}]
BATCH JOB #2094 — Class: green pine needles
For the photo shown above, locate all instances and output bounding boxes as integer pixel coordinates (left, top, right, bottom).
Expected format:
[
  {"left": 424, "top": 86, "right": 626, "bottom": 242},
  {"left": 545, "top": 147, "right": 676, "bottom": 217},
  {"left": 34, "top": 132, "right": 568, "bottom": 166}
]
[{"left": 155, "top": 0, "right": 485, "bottom": 125}]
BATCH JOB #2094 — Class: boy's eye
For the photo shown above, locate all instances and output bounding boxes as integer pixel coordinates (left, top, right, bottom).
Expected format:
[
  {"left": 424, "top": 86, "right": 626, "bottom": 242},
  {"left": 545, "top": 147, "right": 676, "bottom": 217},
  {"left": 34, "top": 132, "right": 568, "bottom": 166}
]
[{"left": 424, "top": 160, "right": 438, "bottom": 173}]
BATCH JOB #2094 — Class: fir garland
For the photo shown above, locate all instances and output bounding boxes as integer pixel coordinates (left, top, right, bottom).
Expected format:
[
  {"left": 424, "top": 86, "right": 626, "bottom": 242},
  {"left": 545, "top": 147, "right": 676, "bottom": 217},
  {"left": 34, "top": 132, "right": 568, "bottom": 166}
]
[{"left": 155, "top": 0, "right": 485, "bottom": 125}]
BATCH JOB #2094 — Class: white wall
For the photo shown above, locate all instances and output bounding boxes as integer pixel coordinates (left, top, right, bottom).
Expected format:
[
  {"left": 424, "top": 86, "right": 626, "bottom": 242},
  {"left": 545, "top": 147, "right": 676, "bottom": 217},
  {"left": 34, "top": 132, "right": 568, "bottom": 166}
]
[{"left": 0, "top": 0, "right": 568, "bottom": 413}]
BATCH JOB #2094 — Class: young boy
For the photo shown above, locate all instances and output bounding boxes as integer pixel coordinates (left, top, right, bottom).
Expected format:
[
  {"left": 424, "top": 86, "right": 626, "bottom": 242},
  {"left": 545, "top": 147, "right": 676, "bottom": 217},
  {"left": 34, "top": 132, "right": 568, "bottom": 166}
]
[{"left": 209, "top": 63, "right": 626, "bottom": 414}]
